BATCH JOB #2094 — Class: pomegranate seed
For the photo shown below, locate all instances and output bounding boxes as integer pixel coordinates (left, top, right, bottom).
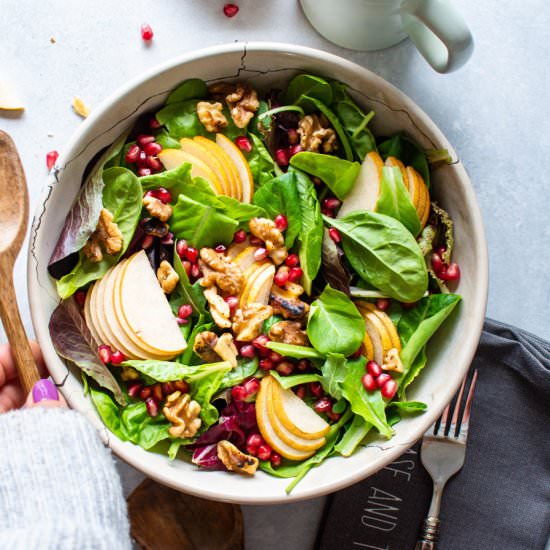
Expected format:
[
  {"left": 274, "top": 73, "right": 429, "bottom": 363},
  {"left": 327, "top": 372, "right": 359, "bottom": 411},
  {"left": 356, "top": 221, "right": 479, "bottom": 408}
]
[
  {"left": 181, "top": 261, "right": 192, "bottom": 276},
  {"left": 259, "top": 358, "right": 274, "bottom": 371},
  {"left": 321, "top": 207, "right": 334, "bottom": 218},
  {"left": 162, "top": 382, "right": 175, "bottom": 396},
  {"left": 46, "top": 150, "right": 59, "bottom": 171},
  {"left": 141, "top": 235, "right": 154, "bottom": 249},
  {"left": 287, "top": 128, "right": 298, "bottom": 144},
  {"left": 223, "top": 3, "right": 239, "bottom": 17},
  {"left": 310, "top": 382, "right": 323, "bottom": 397},
  {"left": 313, "top": 397, "right": 332, "bottom": 414},
  {"left": 178, "top": 304, "right": 193, "bottom": 319},
  {"left": 275, "top": 148, "right": 289, "bottom": 167},
  {"left": 381, "top": 379, "right": 398, "bottom": 399},
  {"left": 98, "top": 345, "right": 112, "bottom": 364},
  {"left": 254, "top": 247, "right": 268, "bottom": 261},
  {"left": 249, "top": 236, "right": 263, "bottom": 246},
  {"left": 139, "top": 386, "right": 152, "bottom": 400},
  {"left": 231, "top": 385, "right": 247, "bottom": 402},
  {"left": 367, "top": 360, "right": 382, "bottom": 378},
  {"left": 323, "top": 198, "right": 341, "bottom": 211},
  {"left": 274, "top": 269, "right": 289, "bottom": 287},
  {"left": 243, "top": 377, "right": 260, "bottom": 397},
  {"left": 295, "top": 385, "right": 307, "bottom": 399},
  {"left": 233, "top": 229, "right": 247, "bottom": 243},
  {"left": 143, "top": 141, "right": 162, "bottom": 156},
  {"left": 124, "top": 145, "right": 141, "bottom": 164},
  {"left": 137, "top": 167, "right": 152, "bottom": 177},
  {"left": 74, "top": 290, "right": 87, "bottom": 307},
  {"left": 376, "top": 298, "right": 391, "bottom": 311},
  {"left": 283, "top": 256, "right": 298, "bottom": 269},
  {"left": 361, "top": 373, "right": 377, "bottom": 392},
  {"left": 435, "top": 245, "right": 447, "bottom": 257},
  {"left": 328, "top": 227, "right": 341, "bottom": 243},
  {"left": 256, "top": 444, "right": 272, "bottom": 461},
  {"left": 276, "top": 361, "right": 294, "bottom": 376},
  {"left": 146, "top": 155, "right": 163, "bottom": 172},
  {"left": 252, "top": 334, "right": 269, "bottom": 351},
  {"left": 326, "top": 410, "right": 341, "bottom": 422},
  {"left": 289, "top": 144, "right": 302, "bottom": 157},
  {"left": 225, "top": 295, "right": 239, "bottom": 312},
  {"left": 190, "top": 264, "right": 201, "bottom": 279},
  {"left": 110, "top": 350, "right": 126, "bottom": 365},
  {"left": 247, "top": 433, "right": 263, "bottom": 449},
  {"left": 145, "top": 397, "right": 159, "bottom": 417},
  {"left": 152, "top": 383, "right": 163, "bottom": 403},
  {"left": 215, "top": 244, "right": 227, "bottom": 253},
  {"left": 431, "top": 252, "right": 443, "bottom": 273},
  {"left": 297, "top": 359, "right": 309, "bottom": 371},
  {"left": 234, "top": 135, "right": 252, "bottom": 153},
  {"left": 149, "top": 117, "right": 161, "bottom": 130},
  {"left": 246, "top": 444, "right": 258, "bottom": 456},
  {"left": 239, "top": 344, "right": 256, "bottom": 358},
  {"left": 173, "top": 380, "right": 190, "bottom": 393},
  {"left": 270, "top": 453, "right": 282, "bottom": 468},
  {"left": 274, "top": 214, "right": 288, "bottom": 231},
  {"left": 136, "top": 150, "right": 148, "bottom": 168},
  {"left": 161, "top": 232, "right": 174, "bottom": 245},
  {"left": 441, "top": 262, "right": 461, "bottom": 282},
  {"left": 127, "top": 382, "right": 143, "bottom": 399},
  {"left": 137, "top": 134, "right": 155, "bottom": 147},
  {"left": 140, "top": 24, "right": 154, "bottom": 42},
  {"left": 269, "top": 351, "right": 283, "bottom": 364},
  {"left": 376, "top": 373, "right": 392, "bottom": 388},
  {"left": 177, "top": 318, "right": 189, "bottom": 326},
  {"left": 185, "top": 247, "right": 199, "bottom": 263},
  {"left": 176, "top": 239, "right": 188, "bottom": 258},
  {"left": 287, "top": 267, "right": 303, "bottom": 282}
]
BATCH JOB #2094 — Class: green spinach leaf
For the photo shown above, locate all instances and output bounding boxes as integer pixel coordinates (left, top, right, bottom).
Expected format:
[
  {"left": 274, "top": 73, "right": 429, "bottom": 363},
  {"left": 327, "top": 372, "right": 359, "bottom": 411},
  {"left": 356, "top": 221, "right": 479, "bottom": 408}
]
[
  {"left": 245, "top": 134, "right": 277, "bottom": 187},
  {"left": 324, "top": 211, "right": 428, "bottom": 302},
  {"left": 166, "top": 78, "right": 208, "bottom": 104},
  {"left": 218, "top": 358, "right": 259, "bottom": 390},
  {"left": 270, "top": 371, "right": 323, "bottom": 389},
  {"left": 334, "top": 414, "right": 371, "bottom": 457},
  {"left": 156, "top": 99, "right": 211, "bottom": 140},
  {"left": 285, "top": 74, "right": 333, "bottom": 108}
]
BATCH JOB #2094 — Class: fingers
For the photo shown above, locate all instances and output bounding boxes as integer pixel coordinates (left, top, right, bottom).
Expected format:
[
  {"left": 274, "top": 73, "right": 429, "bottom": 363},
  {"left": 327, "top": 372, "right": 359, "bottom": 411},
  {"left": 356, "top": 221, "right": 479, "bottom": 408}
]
[
  {"left": 24, "top": 378, "right": 68, "bottom": 409},
  {"left": 0, "top": 342, "right": 48, "bottom": 385},
  {"left": 0, "top": 381, "right": 27, "bottom": 413}
]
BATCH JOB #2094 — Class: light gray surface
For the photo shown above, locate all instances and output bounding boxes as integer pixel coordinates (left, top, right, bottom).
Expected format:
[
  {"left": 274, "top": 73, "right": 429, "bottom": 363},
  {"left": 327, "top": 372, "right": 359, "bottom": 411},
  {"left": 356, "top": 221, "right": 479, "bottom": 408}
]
[{"left": 1, "top": 1, "right": 549, "bottom": 548}]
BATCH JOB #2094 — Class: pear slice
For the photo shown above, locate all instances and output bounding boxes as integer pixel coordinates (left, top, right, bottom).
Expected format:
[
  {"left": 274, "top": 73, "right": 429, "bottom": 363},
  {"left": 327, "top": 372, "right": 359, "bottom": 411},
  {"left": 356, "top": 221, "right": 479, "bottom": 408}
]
[
  {"left": 245, "top": 264, "right": 275, "bottom": 306},
  {"left": 87, "top": 277, "right": 118, "bottom": 350},
  {"left": 115, "top": 251, "right": 187, "bottom": 357},
  {"left": 226, "top": 239, "right": 250, "bottom": 260},
  {"left": 179, "top": 138, "right": 231, "bottom": 196},
  {"left": 362, "top": 330, "right": 375, "bottom": 362},
  {"left": 256, "top": 377, "right": 316, "bottom": 461},
  {"left": 265, "top": 378, "right": 326, "bottom": 452},
  {"left": 233, "top": 246, "right": 260, "bottom": 273},
  {"left": 239, "top": 262, "right": 271, "bottom": 308},
  {"left": 271, "top": 375, "right": 330, "bottom": 440},
  {"left": 356, "top": 303, "right": 396, "bottom": 365},
  {"left": 216, "top": 134, "right": 254, "bottom": 203},
  {"left": 337, "top": 151, "right": 384, "bottom": 217},
  {"left": 84, "top": 282, "right": 109, "bottom": 347},
  {"left": 357, "top": 301, "right": 401, "bottom": 351},
  {"left": 158, "top": 149, "right": 225, "bottom": 195},
  {"left": 416, "top": 172, "right": 431, "bottom": 229},
  {"left": 193, "top": 136, "right": 241, "bottom": 200}
]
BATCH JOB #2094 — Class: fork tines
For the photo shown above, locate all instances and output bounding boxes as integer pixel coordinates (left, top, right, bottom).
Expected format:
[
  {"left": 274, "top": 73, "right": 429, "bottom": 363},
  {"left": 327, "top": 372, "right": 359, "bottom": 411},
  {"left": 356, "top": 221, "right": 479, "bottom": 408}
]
[{"left": 430, "top": 370, "right": 478, "bottom": 441}]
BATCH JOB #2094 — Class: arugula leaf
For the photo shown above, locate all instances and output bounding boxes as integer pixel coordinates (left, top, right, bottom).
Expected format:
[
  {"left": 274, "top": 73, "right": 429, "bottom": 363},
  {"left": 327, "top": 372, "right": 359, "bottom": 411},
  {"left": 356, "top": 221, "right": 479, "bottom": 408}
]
[
  {"left": 166, "top": 78, "right": 208, "bottom": 104},
  {"left": 252, "top": 172, "right": 301, "bottom": 247},
  {"left": 265, "top": 341, "right": 325, "bottom": 360},
  {"left": 289, "top": 152, "right": 360, "bottom": 200},
  {"left": 270, "top": 371, "right": 323, "bottom": 389},
  {"left": 291, "top": 168, "right": 323, "bottom": 294},
  {"left": 324, "top": 211, "right": 428, "bottom": 302},
  {"left": 379, "top": 134, "right": 430, "bottom": 187},
  {"left": 334, "top": 414, "right": 371, "bottom": 457},
  {"left": 307, "top": 286, "right": 365, "bottom": 356},
  {"left": 245, "top": 134, "right": 277, "bottom": 187},
  {"left": 320, "top": 353, "right": 348, "bottom": 399},
  {"left": 341, "top": 357, "right": 392, "bottom": 437},
  {"left": 376, "top": 166, "right": 421, "bottom": 236},
  {"left": 390, "top": 401, "right": 428, "bottom": 412}
]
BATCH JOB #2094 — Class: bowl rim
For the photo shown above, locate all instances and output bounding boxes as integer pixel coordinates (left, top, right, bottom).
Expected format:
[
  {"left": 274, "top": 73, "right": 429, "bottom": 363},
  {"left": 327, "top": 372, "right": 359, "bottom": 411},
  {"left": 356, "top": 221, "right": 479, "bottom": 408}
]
[{"left": 28, "top": 41, "right": 488, "bottom": 504}]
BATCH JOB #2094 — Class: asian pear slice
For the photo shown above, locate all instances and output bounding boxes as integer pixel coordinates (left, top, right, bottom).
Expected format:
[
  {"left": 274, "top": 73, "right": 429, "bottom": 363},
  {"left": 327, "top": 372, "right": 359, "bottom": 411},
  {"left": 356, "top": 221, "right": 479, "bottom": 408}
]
[
  {"left": 84, "top": 283, "right": 108, "bottom": 347},
  {"left": 337, "top": 151, "right": 384, "bottom": 217},
  {"left": 245, "top": 263, "right": 275, "bottom": 306},
  {"left": 357, "top": 301, "right": 401, "bottom": 351},
  {"left": 239, "top": 262, "right": 272, "bottom": 308},
  {"left": 117, "top": 251, "right": 187, "bottom": 357},
  {"left": 216, "top": 133, "right": 254, "bottom": 203},
  {"left": 271, "top": 376, "right": 330, "bottom": 440}
]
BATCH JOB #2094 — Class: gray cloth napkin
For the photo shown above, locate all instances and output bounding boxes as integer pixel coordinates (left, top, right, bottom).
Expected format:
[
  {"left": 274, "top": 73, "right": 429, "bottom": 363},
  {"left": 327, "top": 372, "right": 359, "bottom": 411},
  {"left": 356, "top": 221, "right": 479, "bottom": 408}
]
[{"left": 317, "top": 319, "right": 550, "bottom": 550}]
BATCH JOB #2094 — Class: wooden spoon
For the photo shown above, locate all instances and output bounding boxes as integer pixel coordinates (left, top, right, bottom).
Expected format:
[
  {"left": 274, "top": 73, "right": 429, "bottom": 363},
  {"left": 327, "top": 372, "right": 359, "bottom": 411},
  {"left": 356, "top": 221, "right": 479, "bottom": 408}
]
[
  {"left": 128, "top": 478, "right": 244, "bottom": 550},
  {"left": 0, "top": 130, "right": 41, "bottom": 392}
]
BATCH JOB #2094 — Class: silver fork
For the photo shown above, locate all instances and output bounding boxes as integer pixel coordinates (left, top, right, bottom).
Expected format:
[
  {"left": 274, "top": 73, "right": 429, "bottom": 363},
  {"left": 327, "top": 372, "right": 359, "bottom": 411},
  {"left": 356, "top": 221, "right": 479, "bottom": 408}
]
[{"left": 415, "top": 370, "right": 478, "bottom": 550}]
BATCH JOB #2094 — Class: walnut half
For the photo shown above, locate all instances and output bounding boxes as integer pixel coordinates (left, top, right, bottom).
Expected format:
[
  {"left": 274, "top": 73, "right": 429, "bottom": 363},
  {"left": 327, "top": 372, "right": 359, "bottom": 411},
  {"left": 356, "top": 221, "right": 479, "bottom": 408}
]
[
  {"left": 217, "top": 440, "right": 259, "bottom": 475},
  {"left": 232, "top": 304, "right": 273, "bottom": 342},
  {"left": 199, "top": 247, "right": 243, "bottom": 295},
  {"left": 249, "top": 217, "right": 287, "bottom": 266},
  {"left": 83, "top": 208, "right": 123, "bottom": 263},
  {"left": 196, "top": 101, "right": 228, "bottom": 133},
  {"left": 193, "top": 331, "right": 238, "bottom": 367},
  {"left": 157, "top": 261, "right": 179, "bottom": 294},
  {"left": 163, "top": 391, "right": 202, "bottom": 439},
  {"left": 298, "top": 114, "right": 337, "bottom": 154},
  {"left": 268, "top": 320, "right": 309, "bottom": 346},
  {"left": 143, "top": 195, "right": 172, "bottom": 222}
]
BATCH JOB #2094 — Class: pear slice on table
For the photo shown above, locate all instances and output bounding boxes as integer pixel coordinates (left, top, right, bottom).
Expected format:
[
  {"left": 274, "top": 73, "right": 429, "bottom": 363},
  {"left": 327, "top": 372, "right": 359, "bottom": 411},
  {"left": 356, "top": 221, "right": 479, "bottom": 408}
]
[
  {"left": 270, "top": 375, "right": 330, "bottom": 441},
  {"left": 255, "top": 377, "right": 317, "bottom": 461},
  {"left": 337, "top": 151, "right": 384, "bottom": 217},
  {"left": 158, "top": 149, "right": 225, "bottom": 196},
  {"left": 265, "top": 377, "right": 326, "bottom": 453},
  {"left": 193, "top": 136, "right": 242, "bottom": 201},
  {"left": 216, "top": 134, "right": 254, "bottom": 203},
  {"left": 114, "top": 251, "right": 187, "bottom": 358}
]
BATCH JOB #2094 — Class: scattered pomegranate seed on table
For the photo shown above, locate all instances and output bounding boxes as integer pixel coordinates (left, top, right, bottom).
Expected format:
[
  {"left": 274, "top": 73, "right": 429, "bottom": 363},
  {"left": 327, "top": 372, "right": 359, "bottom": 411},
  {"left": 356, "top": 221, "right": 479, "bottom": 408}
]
[
  {"left": 46, "top": 150, "right": 59, "bottom": 171},
  {"left": 274, "top": 214, "right": 288, "bottom": 231},
  {"left": 328, "top": 227, "right": 341, "bottom": 243},
  {"left": 140, "top": 24, "right": 154, "bottom": 42},
  {"left": 234, "top": 135, "right": 252, "bottom": 152},
  {"left": 223, "top": 3, "right": 239, "bottom": 17}
]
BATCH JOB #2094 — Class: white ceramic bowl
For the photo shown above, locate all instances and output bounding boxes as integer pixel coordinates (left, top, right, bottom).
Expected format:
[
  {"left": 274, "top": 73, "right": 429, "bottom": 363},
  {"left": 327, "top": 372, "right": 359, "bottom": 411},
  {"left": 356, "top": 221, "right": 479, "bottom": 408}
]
[{"left": 28, "top": 43, "right": 488, "bottom": 504}]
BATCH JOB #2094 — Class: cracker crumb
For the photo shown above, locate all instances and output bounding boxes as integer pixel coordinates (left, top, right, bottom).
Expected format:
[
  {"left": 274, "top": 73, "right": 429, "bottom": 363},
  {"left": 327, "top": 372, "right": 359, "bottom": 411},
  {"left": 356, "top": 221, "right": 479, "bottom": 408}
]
[{"left": 50, "top": 37, "right": 56, "bottom": 44}]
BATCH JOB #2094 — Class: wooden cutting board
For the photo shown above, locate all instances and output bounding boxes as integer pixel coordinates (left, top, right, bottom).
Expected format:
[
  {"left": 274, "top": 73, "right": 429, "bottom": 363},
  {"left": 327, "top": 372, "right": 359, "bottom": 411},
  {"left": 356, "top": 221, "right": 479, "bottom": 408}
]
[{"left": 128, "top": 478, "right": 244, "bottom": 550}]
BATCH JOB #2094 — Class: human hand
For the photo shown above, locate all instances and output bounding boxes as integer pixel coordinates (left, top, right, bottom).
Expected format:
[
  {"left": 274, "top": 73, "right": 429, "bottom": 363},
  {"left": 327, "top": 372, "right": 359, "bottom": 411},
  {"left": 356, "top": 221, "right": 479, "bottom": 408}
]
[{"left": 0, "top": 342, "right": 67, "bottom": 413}]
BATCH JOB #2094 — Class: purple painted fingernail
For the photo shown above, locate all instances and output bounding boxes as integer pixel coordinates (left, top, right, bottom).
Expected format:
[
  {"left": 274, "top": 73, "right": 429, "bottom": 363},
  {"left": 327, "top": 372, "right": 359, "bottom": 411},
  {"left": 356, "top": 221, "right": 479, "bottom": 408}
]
[{"left": 32, "top": 379, "right": 59, "bottom": 403}]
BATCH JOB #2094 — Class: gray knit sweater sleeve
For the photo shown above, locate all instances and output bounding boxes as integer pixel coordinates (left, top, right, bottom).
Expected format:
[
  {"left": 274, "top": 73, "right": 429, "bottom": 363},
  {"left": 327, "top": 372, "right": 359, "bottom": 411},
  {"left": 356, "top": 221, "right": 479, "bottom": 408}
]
[{"left": 0, "top": 408, "right": 131, "bottom": 550}]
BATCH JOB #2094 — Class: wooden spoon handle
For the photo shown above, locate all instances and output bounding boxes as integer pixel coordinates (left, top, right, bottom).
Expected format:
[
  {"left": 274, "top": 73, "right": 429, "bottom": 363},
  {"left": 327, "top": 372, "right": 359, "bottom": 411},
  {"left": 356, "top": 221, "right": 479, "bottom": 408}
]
[{"left": 0, "top": 259, "right": 41, "bottom": 393}]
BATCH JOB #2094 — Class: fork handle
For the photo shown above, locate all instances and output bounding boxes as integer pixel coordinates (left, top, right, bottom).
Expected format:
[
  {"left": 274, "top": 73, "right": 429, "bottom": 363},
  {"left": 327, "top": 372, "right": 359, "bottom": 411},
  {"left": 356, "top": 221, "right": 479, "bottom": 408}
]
[{"left": 415, "top": 516, "right": 440, "bottom": 549}]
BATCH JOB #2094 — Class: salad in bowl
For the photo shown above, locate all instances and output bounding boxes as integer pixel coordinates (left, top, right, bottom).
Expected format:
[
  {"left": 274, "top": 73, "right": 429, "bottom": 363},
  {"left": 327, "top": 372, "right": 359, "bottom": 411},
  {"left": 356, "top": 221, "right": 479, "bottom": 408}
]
[{"left": 46, "top": 70, "right": 462, "bottom": 493}]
